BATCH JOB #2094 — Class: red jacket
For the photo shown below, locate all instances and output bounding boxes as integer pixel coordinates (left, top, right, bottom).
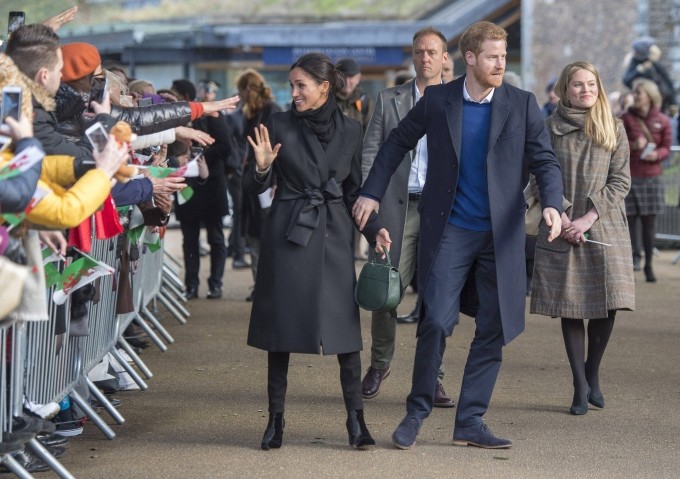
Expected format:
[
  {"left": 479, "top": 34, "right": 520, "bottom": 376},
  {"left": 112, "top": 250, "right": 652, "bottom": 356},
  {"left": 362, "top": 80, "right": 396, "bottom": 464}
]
[{"left": 622, "top": 107, "right": 672, "bottom": 178}]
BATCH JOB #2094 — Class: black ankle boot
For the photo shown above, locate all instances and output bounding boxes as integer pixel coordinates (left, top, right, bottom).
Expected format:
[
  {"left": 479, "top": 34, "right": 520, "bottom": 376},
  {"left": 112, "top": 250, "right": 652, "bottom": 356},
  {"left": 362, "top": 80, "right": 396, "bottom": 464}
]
[
  {"left": 644, "top": 265, "right": 656, "bottom": 283},
  {"left": 346, "top": 409, "right": 376, "bottom": 450},
  {"left": 261, "top": 412, "right": 284, "bottom": 450}
]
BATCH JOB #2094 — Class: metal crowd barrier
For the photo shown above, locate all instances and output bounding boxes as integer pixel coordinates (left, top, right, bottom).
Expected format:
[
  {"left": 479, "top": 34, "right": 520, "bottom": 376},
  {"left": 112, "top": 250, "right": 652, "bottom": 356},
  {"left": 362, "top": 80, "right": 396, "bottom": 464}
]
[
  {"left": 1, "top": 222, "right": 190, "bottom": 478},
  {"left": 655, "top": 168, "right": 680, "bottom": 264}
]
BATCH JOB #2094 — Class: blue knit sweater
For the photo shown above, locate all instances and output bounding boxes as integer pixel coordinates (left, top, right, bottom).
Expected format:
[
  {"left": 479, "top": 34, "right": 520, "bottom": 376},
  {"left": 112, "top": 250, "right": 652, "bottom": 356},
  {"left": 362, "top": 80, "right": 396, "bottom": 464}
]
[{"left": 449, "top": 100, "right": 492, "bottom": 231}]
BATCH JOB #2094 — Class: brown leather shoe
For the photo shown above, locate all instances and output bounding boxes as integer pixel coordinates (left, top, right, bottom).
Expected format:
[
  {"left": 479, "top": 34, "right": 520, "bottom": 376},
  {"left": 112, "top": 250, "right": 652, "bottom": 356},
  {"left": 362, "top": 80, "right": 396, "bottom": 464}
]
[
  {"left": 433, "top": 381, "right": 455, "bottom": 408},
  {"left": 361, "top": 366, "right": 390, "bottom": 399}
]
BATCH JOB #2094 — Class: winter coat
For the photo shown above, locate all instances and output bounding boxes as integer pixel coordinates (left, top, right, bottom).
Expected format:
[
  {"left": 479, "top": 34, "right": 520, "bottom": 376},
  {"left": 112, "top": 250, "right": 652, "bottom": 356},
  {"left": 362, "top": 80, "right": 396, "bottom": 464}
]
[
  {"left": 530, "top": 103, "right": 635, "bottom": 319},
  {"left": 244, "top": 108, "right": 380, "bottom": 355},
  {"left": 33, "top": 96, "right": 114, "bottom": 178},
  {"left": 175, "top": 112, "right": 230, "bottom": 221},
  {"left": 0, "top": 138, "right": 44, "bottom": 213},
  {"left": 336, "top": 86, "right": 373, "bottom": 132},
  {"left": 241, "top": 101, "right": 281, "bottom": 238},
  {"left": 621, "top": 107, "right": 672, "bottom": 178},
  {"left": 111, "top": 101, "right": 192, "bottom": 136}
]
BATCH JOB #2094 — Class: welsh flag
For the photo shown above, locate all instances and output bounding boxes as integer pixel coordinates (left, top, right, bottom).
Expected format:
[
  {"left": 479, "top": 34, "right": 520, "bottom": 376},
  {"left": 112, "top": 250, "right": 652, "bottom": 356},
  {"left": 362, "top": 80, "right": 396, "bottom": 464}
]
[
  {"left": 52, "top": 250, "right": 115, "bottom": 305},
  {"left": 0, "top": 146, "right": 44, "bottom": 180},
  {"left": 0, "top": 185, "right": 49, "bottom": 228},
  {"left": 146, "top": 158, "right": 200, "bottom": 178},
  {"left": 176, "top": 185, "right": 194, "bottom": 205},
  {"left": 42, "top": 247, "right": 66, "bottom": 289}
]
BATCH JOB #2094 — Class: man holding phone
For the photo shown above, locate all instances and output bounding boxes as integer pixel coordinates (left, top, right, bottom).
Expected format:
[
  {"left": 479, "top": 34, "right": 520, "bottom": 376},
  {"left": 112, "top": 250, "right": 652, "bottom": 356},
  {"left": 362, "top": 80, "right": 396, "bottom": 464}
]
[{"left": 4, "top": 24, "right": 115, "bottom": 178}]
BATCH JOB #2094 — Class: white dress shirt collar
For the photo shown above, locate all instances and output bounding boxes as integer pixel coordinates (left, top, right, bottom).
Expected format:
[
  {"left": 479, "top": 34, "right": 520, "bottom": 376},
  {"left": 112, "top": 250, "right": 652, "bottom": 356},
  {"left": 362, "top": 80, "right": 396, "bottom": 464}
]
[{"left": 463, "top": 79, "right": 495, "bottom": 104}]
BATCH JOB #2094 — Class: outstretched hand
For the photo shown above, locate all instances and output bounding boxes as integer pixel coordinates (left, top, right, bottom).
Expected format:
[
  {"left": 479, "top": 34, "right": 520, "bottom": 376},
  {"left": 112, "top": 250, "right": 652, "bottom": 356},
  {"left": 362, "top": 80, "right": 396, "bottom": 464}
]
[
  {"left": 246, "top": 124, "right": 281, "bottom": 173},
  {"left": 42, "top": 6, "right": 78, "bottom": 32}
]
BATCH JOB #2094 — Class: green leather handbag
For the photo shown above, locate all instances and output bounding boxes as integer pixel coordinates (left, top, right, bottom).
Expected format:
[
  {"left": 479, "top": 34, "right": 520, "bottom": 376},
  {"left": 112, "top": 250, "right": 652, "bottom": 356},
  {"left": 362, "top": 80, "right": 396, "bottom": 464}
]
[{"left": 354, "top": 246, "right": 403, "bottom": 312}]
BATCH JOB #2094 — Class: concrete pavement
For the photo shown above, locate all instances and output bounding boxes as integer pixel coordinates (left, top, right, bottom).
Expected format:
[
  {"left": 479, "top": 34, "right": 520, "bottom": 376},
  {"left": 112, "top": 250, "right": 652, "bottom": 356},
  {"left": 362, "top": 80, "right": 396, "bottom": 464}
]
[{"left": 56, "top": 229, "right": 680, "bottom": 479}]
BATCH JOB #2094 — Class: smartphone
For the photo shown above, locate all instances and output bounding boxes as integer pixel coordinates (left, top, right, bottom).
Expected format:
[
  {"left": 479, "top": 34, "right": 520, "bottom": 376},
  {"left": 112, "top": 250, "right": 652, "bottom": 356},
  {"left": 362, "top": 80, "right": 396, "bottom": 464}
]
[
  {"left": 1, "top": 86, "right": 22, "bottom": 122},
  {"left": 190, "top": 146, "right": 204, "bottom": 158},
  {"left": 641, "top": 142, "right": 656, "bottom": 159},
  {"left": 8, "top": 11, "right": 25, "bottom": 35},
  {"left": 89, "top": 77, "right": 108, "bottom": 107},
  {"left": 85, "top": 122, "right": 109, "bottom": 153},
  {"left": 137, "top": 97, "right": 152, "bottom": 107}
]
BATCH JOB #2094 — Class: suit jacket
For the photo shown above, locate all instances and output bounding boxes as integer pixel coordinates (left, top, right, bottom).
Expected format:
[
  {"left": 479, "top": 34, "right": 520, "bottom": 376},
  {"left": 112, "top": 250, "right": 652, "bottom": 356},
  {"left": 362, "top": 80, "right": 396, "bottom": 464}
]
[
  {"left": 361, "top": 80, "right": 415, "bottom": 267},
  {"left": 362, "top": 75, "right": 564, "bottom": 344}
]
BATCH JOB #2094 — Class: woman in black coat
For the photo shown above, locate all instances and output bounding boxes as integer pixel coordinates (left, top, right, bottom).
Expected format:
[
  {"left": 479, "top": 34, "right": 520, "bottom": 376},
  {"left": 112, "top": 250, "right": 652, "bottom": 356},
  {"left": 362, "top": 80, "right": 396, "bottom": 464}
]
[
  {"left": 236, "top": 69, "right": 282, "bottom": 293},
  {"left": 244, "top": 53, "right": 389, "bottom": 451}
]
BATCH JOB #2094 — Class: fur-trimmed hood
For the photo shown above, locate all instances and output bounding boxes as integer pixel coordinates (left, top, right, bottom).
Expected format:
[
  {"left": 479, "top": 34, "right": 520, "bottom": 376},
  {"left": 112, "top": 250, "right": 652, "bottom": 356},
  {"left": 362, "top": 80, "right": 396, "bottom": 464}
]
[{"left": 0, "top": 53, "right": 56, "bottom": 114}]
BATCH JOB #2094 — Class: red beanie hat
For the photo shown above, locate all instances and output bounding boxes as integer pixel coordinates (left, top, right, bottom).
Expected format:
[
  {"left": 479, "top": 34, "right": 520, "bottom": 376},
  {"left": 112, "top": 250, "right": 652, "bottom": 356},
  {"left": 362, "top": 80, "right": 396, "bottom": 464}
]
[{"left": 61, "top": 43, "right": 101, "bottom": 82}]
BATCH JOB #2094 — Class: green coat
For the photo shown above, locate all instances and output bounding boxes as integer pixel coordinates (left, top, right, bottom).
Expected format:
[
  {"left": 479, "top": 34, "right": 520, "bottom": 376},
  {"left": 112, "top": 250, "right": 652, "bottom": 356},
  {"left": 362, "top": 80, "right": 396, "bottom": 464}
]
[{"left": 530, "top": 104, "right": 635, "bottom": 318}]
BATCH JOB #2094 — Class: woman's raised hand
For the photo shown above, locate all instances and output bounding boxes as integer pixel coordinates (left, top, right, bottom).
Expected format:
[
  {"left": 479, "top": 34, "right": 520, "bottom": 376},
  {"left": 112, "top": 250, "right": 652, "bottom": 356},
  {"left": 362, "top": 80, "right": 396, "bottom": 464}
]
[{"left": 247, "top": 124, "right": 281, "bottom": 172}]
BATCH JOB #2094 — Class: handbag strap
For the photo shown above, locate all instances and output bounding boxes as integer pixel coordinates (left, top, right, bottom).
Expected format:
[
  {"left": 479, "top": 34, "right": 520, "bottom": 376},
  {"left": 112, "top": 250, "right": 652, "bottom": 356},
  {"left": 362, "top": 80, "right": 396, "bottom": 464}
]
[
  {"left": 379, "top": 245, "right": 392, "bottom": 266},
  {"left": 635, "top": 116, "right": 654, "bottom": 143}
]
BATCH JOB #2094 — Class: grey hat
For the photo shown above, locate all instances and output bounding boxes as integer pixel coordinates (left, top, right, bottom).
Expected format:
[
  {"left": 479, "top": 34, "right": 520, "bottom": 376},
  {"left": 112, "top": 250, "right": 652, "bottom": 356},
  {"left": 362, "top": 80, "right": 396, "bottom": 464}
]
[
  {"left": 336, "top": 58, "right": 361, "bottom": 76},
  {"left": 632, "top": 36, "right": 655, "bottom": 58}
]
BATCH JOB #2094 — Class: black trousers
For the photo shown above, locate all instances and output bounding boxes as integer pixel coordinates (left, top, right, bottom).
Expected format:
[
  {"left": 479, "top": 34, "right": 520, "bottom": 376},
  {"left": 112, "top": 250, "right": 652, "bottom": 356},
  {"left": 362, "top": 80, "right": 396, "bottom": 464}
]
[
  {"left": 267, "top": 351, "right": 363, "bottom": 413},
  {"left": 180, "top": 216, "right": 227, "bottom": 290},
  {"left": 226, "top": 173, "right": 245, "bottom": 259}
]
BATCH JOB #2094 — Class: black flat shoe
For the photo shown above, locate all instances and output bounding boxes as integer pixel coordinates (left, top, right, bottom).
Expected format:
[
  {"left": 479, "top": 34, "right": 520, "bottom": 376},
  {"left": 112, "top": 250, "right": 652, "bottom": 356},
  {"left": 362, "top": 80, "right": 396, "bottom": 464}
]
[
  {"left": 570, "top": 388, "right": 589, "bottom": 415},
  {"left": 588, "top": 390, "right": 605, "bottom": 409},
  {"left": 346, "top": 409, "right": 375, "bottom": 450},
  {"left": 261, "top": 412, "right": 284, "bottom": 450},
  {"left": 184, "top": 287, "right": 199, "bottom": 300},
  {"left": 569, "top": 404, "right": 588, "bottom": 415}
]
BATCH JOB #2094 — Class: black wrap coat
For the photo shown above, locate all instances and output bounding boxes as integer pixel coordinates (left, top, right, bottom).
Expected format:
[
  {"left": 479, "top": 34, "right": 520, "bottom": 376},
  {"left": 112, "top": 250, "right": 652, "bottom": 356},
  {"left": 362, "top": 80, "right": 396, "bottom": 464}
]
[{"left": 245, "top": 107, "right": 379, "bottom": 355}]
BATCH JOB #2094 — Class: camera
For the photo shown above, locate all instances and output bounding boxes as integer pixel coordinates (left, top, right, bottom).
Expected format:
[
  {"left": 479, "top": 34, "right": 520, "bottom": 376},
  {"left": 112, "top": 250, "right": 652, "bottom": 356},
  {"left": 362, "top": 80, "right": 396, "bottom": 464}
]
[{"left": 190, "top": 146, "right": 204, "bottom": 158}]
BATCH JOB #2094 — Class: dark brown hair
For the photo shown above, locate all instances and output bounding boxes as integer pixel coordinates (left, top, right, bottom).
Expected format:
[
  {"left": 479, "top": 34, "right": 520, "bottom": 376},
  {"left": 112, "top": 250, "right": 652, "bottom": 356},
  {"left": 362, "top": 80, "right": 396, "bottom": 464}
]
[
  {"left": 290, "top": 53, "right": 345, "bottom": 95},
  {"left": 5, "top": 24, "right": 61, "bottom": 81}
]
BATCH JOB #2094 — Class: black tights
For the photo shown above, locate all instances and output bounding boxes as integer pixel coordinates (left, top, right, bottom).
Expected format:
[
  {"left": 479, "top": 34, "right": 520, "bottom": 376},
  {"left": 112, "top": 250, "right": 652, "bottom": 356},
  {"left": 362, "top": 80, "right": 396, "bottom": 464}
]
[
  {"left": 628, "top": 214, "right": 656, "bottom": 266},
  {"left": 266, "top": 351, "right": 363, "bottom": 413},
  {"left": 561, "top": 311, "right": 616, "bottom": 406}
]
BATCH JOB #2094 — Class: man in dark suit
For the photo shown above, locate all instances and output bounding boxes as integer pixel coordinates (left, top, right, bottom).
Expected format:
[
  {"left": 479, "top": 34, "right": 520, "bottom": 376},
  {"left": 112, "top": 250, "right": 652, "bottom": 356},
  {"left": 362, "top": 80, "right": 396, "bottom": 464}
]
[
  {"left": 353, "top": 21, "right": 564, "bottom": 450},
  {"left": 360, "top": 27, "right": 454, "bottom": 408}
]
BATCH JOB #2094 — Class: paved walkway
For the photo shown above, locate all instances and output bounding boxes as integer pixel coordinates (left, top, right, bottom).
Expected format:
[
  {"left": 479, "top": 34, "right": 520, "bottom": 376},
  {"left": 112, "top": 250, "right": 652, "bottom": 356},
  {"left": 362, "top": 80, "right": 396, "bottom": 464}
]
[{"left": 57, "top": 230, "right": 680, "bottom": 479}]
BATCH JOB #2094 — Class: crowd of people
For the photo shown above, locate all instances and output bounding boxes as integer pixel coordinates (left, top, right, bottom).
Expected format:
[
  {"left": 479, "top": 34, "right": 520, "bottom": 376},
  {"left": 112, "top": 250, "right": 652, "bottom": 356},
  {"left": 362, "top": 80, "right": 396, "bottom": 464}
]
[{"left": 1, "top": 4, "right": 678, "bottom": 472}]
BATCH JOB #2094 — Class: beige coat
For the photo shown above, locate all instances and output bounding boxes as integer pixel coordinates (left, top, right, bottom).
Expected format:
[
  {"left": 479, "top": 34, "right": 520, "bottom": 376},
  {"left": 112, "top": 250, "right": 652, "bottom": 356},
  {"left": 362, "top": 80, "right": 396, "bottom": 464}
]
[{"left": 530, "top": 104, "right": 635, "bottom": 318}]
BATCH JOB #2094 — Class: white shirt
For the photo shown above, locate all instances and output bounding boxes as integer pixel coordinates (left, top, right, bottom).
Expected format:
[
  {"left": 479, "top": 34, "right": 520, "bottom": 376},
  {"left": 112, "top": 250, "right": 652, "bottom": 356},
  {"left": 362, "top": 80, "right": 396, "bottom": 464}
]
[
  {"left": 463, "top": 80, "right": 495, "bottom": 103},
  {"left": 408, "top": 83, "right": 429, "bottom": 194}
]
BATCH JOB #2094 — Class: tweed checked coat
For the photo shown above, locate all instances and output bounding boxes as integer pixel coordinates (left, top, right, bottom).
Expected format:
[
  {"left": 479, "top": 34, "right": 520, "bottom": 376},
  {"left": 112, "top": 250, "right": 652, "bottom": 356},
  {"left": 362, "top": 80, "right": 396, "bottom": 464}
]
[{"left": 530, "top": 104, "right": 635, "bottom": 319}]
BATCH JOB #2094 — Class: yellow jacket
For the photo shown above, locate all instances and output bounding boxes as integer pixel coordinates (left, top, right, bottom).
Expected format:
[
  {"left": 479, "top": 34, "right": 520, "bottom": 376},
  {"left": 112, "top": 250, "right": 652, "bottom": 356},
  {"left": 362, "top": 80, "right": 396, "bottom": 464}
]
[{"left": 2, "top": 152, "right": 111, "bottom": 229}]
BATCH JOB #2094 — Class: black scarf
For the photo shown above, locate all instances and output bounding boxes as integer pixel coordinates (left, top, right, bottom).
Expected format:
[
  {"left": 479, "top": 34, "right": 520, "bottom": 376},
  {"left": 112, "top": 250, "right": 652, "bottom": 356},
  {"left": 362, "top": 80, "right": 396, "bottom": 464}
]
[{"left": 291, "top": 94, "right": 337, "bottom": 149}]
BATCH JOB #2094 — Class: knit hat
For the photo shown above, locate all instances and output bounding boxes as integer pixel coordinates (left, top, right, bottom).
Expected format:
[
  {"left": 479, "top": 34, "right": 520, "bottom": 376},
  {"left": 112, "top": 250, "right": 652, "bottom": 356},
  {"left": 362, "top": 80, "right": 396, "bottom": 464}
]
[
  {"left": 336, "top": 58, "right": 361, "bottom": 76},
  {"left": 632, "top": 36, "right": 655, "bottom": 59},
  {"left": 61, "top": 43, "right": 101, "bottom": 82}
]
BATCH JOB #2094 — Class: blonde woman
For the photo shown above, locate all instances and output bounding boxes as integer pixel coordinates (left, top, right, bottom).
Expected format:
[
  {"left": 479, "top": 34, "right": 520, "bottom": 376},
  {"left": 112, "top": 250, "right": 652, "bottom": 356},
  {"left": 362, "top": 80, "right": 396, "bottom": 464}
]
[
  {"left": 621, "top": 79, "right": 672, "bottom": 282},
  {"left": 530, "top": 61, "right": 635, "bottom": 415}
]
